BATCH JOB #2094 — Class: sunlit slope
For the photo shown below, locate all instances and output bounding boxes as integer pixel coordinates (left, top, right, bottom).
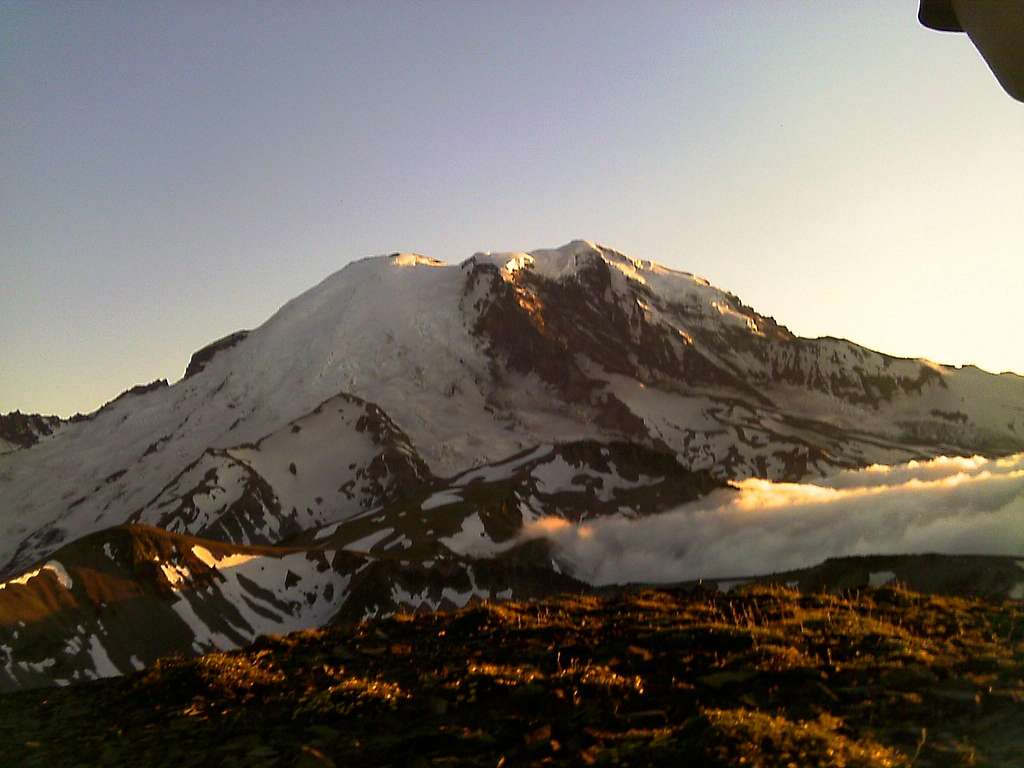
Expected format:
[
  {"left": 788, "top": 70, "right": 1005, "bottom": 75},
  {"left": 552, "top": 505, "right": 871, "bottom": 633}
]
[
  {"left": 3, "top": 583, "right": 1023, "bottom": 767},
  {"left": 2, "top": 241, "right": 1022, "bottom": 579}
]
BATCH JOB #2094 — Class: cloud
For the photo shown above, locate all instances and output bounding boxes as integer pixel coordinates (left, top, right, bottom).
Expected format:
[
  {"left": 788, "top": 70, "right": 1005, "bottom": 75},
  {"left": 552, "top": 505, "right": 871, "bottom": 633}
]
[{"left": 520, "top": 453, "right": 1024, "bottom": 585}]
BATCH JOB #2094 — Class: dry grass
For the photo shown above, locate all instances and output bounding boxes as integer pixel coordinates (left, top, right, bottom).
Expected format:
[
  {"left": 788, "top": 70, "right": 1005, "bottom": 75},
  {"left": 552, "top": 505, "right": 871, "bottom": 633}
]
[{"left": 1, "top": 583, "right": 1022, "bottom": 767}]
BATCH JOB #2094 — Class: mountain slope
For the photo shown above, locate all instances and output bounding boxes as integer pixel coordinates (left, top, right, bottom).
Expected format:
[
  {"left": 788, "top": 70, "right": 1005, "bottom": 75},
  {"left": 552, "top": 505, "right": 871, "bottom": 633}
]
[
  {"left": 130, "top": 391, "right": 431, "bottom": 545},
  {"left": 1, "top": 438, "right": 719, "bottom": 691},
  {"left": 0, "top": 522, "right": 584, "bottom": 692}
]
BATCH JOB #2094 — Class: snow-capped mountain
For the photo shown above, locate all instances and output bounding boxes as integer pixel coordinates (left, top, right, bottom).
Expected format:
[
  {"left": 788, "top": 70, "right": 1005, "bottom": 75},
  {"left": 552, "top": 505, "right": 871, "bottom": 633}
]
[
  {"left": 3, "top": 240, "right": 1021, "bottom": 580},
  {"left": 2, "top": 240, "right": 1022, "bottom": 689}
]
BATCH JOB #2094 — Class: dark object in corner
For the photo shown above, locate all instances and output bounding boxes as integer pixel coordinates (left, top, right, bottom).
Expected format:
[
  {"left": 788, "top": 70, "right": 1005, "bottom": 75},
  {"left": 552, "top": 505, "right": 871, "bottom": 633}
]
[
  {"left": 919, "top": 0, "right": 961, "bottom": 32},
  {"left": 919, "top": 0, "right": 1024, "bottom": 102}
]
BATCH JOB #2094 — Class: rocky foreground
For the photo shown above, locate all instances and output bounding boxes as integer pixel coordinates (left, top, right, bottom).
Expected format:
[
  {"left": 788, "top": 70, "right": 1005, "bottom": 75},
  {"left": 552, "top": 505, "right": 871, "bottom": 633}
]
[{"left": 2, "top": 584, "right": 1022, "bottom": 767}]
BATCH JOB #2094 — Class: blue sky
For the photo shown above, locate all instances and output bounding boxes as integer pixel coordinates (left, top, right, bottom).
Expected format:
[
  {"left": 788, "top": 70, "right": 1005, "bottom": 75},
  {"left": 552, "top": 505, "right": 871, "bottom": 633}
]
[{"left": 3, "top": 2, "right": 1022, "bottom": 416}]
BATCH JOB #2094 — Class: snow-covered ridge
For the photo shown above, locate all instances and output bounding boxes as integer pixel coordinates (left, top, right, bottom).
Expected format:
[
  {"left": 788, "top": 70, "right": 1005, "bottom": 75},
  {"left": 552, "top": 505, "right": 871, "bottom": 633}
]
[{"left": 470, "top": 240, "right": 734, "bottom": 309}]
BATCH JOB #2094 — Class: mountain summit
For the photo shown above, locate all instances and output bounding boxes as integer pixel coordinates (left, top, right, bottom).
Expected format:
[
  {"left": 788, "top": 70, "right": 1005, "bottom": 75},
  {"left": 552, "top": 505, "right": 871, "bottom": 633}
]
[{"left": 1, "top": 241, "right": 1022, "bottom": 690}]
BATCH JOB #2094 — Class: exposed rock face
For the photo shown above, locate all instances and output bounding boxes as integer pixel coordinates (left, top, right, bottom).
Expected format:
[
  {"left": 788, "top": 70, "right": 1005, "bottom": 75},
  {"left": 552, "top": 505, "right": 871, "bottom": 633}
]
[
  {"left": 466, "top": 259, "right": 656, "bottom": 444},
  {"left": 477, "top": 243, "right": 948, "bottom": 410},
  {"left": 303, "top": 440, "right": 722, "bottom": 565},
  {"left": 184, "top": 330, "right": 250, "bottom": 379},
  {"left": 464, "top": 241, "right": 1023, "bottom": 477},
  {"left": 0, "top": 411, "right": 63, "bottom": 453}
]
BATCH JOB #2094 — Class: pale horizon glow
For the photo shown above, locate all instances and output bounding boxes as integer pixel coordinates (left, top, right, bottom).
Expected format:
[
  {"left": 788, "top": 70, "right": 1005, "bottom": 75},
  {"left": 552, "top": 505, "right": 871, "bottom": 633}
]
[{"left": 3, "top": 2, "right": 1022, "bottom": 417}]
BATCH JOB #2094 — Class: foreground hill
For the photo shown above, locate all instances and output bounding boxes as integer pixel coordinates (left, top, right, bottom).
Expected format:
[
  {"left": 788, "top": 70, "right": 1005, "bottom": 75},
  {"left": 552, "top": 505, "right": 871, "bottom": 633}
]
[
  {"left": 2, "top": 436, "right": 725, "bottom": 691},
  {"left": 4, "top": 240, "right": 1023, "bottom": 579},
  {"left": 2, "top": 583, "right": 1022, "bottom": 767},
  {"left": 0, "top": 523, "right": 583, "bottom": 692}
]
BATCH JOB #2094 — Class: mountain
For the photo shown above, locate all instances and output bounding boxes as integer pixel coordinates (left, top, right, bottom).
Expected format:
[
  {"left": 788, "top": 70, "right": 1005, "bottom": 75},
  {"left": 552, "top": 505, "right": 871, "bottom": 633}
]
[
  {"left": 4, "top": 240, "right": 1022, "bottom": 579},
  {"left": 1, "top": 240, "right": 1022, "bottom": 690}
]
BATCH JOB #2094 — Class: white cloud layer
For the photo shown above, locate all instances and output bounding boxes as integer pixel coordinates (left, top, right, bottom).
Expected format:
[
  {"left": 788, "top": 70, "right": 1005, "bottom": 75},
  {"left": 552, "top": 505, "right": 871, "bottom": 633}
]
[{"left": 521, "top": 453, "right": 1024, "bottom": 586}]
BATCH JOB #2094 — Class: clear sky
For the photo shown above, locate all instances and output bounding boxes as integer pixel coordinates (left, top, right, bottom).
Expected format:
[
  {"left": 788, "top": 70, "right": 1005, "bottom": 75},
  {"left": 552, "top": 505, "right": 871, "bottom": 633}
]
[{"left": 3, "top": 2, "right": 1022, "bottom": 417}]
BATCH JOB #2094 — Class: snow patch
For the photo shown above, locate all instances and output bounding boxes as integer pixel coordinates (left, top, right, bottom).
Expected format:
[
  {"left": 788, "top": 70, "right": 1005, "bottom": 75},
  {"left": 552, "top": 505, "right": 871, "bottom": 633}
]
[
  {"left": 454, "top": 445, "right": 553, "bottom": 486},
  {"left": 438, "top": 513, "right": 513, "bottom": 558},
  {"left": 86, "top": 634, "right": 120, "bottom": 678},
  {"left": 343, "top": 527, "right": 394, "bottom": 553},
  {"left": 390, "top": 253, "right": 443, "bottom": 268},
  {"left": 422, "top": 490, "right": 463, "bottom": 511},
  {"left": 44, "top": 561, "right": 74, "bottom": 590},
  {"left": 191, "top": 545, "right": 259, "bottom": 569},
  {"left": 314, "top": 521, "right": 342, "bottom": 541}
]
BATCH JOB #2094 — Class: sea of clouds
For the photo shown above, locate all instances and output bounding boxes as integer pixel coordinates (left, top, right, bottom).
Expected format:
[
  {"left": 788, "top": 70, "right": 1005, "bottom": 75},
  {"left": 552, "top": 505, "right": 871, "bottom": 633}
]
[{"left": 521, "top": 453, "right": 1024, "bottom": 585}]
